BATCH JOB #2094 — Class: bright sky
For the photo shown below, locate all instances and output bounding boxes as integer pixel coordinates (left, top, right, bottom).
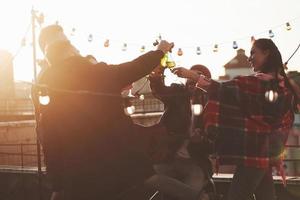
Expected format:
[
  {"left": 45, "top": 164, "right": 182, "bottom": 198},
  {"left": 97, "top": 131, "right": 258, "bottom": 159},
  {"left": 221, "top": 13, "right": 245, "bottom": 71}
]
[{"left": 0, "top": 0, "right": 300, "bottom": 82}]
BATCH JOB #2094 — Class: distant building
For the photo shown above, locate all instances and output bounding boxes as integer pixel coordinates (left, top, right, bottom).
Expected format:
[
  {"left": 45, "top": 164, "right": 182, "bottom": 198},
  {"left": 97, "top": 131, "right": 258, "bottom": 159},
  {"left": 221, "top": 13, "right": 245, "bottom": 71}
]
[
  {"left": 220, "top": 49, "right": 253, "bottom": 80},
  {"left": 0, "top": 50, "right": 15, "bottom": 98}
]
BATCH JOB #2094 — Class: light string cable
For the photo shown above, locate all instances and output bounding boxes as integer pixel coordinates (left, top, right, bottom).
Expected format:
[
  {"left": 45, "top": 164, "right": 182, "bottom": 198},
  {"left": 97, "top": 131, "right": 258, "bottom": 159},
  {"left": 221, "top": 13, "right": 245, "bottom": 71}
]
[
  {"left": 12, "top": 21, "right": 32, "bottom": 60},
  {"left": 26, "top": 40, "right": 299, "bottom": 99},
  {"left": 284, "top": 42, "right": 300, "bottom": 66}
]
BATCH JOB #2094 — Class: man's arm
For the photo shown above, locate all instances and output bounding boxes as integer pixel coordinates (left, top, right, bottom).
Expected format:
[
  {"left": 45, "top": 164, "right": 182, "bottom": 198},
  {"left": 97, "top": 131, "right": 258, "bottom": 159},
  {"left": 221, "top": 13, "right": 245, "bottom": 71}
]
[{"left": 107, "top": 50, "right": 164, "bottom": 88}]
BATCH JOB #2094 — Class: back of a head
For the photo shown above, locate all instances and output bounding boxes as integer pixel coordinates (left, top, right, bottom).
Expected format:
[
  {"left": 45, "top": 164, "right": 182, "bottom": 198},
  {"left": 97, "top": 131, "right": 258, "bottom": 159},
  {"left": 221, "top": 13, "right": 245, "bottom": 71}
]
[
  {"left": 190, "top": 64, "right": 211, "bottom": 78},
  {"left": 39, "top": 24, "right": 72, "bottom": 66}
]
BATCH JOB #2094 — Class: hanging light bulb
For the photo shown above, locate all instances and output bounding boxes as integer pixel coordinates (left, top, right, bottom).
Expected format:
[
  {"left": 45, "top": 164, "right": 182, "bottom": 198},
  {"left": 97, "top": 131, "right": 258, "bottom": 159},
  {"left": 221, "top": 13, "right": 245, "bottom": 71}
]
[
  {"left": 37, "top": 13, "right": 44, "bottom": 26},
  {"left": 125, "top": 105, "right": 135, "bottom": 115},
  {"left": 196, "top": 47, "right": 201, "bottom": 55},
  {"left": 265, "top": 79, "right": 279, "bottom": 103},
  {"left": 232, "top": 41, "right": 238, "bottom": 49},
  {"left": 251, "top": 36, "right": 256, "bottom": 44},
  {"left": 123, "top": 98, "right": 135, "bottom": 115},
  {"left": 104, "top": 39, "right": 110, "bottom": 47},
  {"left": 70, "top": 28, "right": 76, "bottom": 36},
  {"left": 140, "top": 45, "right": 146, "bottom": 52},
  {"left": 122, "top": 43, "right": 127, "bottom": 51},
  {"left": 213, "top": 44, "right": 218, "bottom": 52},
  {"left": 191, "top": 104, "right": 203, "bottom": 116},
  {"left": 139, "top": 94, "right": 145, "bottom": 101},
  {"left": 268, "top": 30, "right": 274, "bottom": 38},
  {"left": 177, "top": 48, "right": 183, "bottom": 56},
  {"left": 265, "top": 90, "right": 278, "bottom": 103},
  {"left": 158, "top": 34, "right": 162, "bottom": 41},
  {"left": 88, "top": 34, "right": 93, "bottom": 42},
  {"left": 38, "top": 90, "right": 50, "bottom": 105},
  {"left": 286, "top": 22, "right": 292, "bottom": 31}
]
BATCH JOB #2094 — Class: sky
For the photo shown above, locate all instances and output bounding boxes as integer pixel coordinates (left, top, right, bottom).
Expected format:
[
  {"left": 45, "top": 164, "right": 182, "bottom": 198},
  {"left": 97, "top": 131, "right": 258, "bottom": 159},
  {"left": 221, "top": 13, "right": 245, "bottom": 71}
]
[{"left": 0, "top": 0, "right": 300, "bottom": 82}]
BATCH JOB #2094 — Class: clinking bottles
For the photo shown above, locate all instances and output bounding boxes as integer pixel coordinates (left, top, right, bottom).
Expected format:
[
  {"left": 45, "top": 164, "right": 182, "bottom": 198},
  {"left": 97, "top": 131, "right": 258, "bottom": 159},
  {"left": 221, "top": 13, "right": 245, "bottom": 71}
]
[{"left": 160, "top": 53, "right": 175, "bottom": 68}]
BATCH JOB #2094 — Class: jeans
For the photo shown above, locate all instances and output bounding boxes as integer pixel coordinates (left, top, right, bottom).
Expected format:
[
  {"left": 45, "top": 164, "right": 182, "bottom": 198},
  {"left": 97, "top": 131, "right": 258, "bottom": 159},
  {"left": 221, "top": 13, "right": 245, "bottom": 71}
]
[
  {"left": 227, "top": 165, "right": 276, "bottom": 200},
  {"left": 145, "top": 157, "right": 209, "bottom": 200}
]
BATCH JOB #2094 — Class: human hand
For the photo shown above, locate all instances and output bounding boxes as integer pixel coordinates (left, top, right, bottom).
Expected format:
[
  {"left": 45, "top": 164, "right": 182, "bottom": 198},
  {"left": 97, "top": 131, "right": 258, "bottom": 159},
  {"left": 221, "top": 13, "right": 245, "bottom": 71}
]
[
  {"left": 172, "top": 67, "right": 199, "bottom": 81},
  {"left": 157, "top": 40, "right": 174, "bottom": 54}
]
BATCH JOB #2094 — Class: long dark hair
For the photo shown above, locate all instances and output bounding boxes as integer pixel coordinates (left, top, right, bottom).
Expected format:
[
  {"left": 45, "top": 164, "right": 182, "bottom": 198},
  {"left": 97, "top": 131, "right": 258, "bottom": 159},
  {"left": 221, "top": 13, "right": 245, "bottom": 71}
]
[{"left": 254, "top": 38, "right": 298, "bottom": 110}]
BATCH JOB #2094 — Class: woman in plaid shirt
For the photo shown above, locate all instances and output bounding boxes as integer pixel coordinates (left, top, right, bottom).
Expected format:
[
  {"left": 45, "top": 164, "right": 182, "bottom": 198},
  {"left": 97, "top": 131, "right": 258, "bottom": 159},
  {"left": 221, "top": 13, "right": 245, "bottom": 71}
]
[{"left": 172, "top": 38, "right": 299, "bottom": 200}]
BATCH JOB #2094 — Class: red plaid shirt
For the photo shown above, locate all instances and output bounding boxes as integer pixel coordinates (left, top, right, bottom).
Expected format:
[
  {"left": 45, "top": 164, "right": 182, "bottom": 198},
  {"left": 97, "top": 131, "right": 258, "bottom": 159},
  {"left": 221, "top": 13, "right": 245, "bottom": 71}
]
[{"left": 203, "top": 74, "right": 294, "bottom": 169}]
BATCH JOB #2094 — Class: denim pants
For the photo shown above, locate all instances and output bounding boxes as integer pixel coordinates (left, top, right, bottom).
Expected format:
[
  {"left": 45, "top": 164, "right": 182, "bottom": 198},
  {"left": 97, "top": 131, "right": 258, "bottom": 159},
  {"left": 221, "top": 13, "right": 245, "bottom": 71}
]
[
  {"left": 144, "top": 157, "right": 209, "bottom": 200},
  {"left": 227, "top": 165, "right": 276, "bottom": 200}
]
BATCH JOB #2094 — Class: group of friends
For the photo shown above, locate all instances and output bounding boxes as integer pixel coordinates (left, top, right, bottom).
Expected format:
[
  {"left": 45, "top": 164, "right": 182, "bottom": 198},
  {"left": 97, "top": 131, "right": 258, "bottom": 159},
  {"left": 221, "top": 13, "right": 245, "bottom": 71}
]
[{"left": 31, "top": 24, "right": 300, "bottom": 200}]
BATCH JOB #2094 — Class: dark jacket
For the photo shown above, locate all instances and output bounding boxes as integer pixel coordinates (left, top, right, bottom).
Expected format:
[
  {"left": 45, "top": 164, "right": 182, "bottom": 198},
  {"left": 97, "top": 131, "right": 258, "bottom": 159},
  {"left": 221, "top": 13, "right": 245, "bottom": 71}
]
[
  {"left": 149, "top": 75, "right": 213, "bottom": 176},
  {"left": 32, "top": 50, "right": 164, "bottom": 199}
]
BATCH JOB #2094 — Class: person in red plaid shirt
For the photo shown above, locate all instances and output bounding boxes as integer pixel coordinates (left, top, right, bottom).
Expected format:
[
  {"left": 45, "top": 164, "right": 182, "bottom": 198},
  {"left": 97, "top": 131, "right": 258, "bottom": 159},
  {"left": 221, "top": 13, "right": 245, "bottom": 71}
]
[{"left": 172, "top": 38, "right": 299, "bottom": 200}]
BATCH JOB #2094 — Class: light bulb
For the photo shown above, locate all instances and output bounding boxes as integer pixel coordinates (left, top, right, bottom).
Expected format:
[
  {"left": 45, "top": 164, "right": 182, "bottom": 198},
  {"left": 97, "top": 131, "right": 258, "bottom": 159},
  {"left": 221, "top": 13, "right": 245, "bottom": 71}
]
[
  {"left": 39, "top": 95, "right": 50, "bottom": 105},
  {"left": 286, "top": 22, "right": 292, "bottom": 31},
  {"left": 125, "top": 106, "right": 135, "bottom": 115},
  {"left": 140, "top": 45, "right": 145, "bottom": 52},
  {"left": 265, "top": 90, "right": 278, "bottom": 103},
  {"left": 268, "top": 30, "right": 274, "bottom": 38},
  {"left": 122, "top": 43, "right": 127, "bottom": 51},
  {"left": 192, "top": 104, "right": 203, "bottom": 116},
  {"left": 158, "top": 34, "right": 162, "bottom": 41},
  {"left": 104, "top": 39, "right": 109, "bottom": 47},
  {"left": 233, "top": 41, "right": 238, "bottom": 49},
  {"left": 213, "top": 44, "right": 218, "bottom": 52},
  {"left": 71, "top": 28, "right": 76, "bottom": 36},
  {"left": 139, "top": 94, "right": 145, "bottom": 101},
  {"left": 88, "top": 34, "right": 93, "bottom": 42},
  {"left": 177, "top": 48, "right": 183, "bottom": 56},
  {"left": 196, "top": 47, "right": 201, "bottom": 55}
]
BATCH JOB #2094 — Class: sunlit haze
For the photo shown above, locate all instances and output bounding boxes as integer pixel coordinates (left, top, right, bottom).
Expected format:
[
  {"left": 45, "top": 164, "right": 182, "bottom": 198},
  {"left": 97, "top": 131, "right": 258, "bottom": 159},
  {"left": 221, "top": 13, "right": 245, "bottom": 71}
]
[{"left": 1, "top": 0, "right": 300, "bottom": 82}]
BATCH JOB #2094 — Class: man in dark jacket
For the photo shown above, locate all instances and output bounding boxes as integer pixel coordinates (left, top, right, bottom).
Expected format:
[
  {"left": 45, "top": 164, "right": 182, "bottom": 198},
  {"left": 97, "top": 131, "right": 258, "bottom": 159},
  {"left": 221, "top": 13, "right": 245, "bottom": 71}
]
[
  {"left": 149, "top": 64, "right": 213, "bottom": 199},
  {"left": 32, "top": 24, "right": 174, "bottom": 200}
]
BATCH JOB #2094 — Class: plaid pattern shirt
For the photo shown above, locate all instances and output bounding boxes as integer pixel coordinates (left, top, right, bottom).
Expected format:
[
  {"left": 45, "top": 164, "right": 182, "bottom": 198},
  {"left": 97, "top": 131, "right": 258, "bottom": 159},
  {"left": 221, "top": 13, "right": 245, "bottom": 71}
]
[{"left": 203, "top": 74, "right": 294, "bottom": 169}]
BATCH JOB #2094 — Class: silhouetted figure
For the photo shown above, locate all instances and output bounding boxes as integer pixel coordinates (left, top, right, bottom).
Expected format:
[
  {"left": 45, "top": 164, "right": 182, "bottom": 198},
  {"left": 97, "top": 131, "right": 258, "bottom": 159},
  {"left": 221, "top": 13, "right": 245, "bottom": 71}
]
[
  {"left": 32, "top": 24, "right": 173, "bottom": 200},
  {"left": 149, "top": 64, "right": 214, "bottom": 199}
]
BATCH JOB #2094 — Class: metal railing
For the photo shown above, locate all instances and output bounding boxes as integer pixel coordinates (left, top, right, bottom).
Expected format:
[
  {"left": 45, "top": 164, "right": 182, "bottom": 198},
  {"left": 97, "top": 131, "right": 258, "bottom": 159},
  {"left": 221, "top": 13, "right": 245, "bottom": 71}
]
[
  {"left": 0, "top": 143, "right": 44, "bottom": 169},
  {"left": 0, "top": 98, "right": 34, "bottom": 116}
]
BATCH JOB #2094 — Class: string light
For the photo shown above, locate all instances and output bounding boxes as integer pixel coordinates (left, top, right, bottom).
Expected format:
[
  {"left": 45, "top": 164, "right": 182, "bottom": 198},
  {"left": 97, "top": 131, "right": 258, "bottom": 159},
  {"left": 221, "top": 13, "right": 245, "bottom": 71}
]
[
  {"left": 140, "top": 45, "right": 145, "bottom": 52},
  {"left": 268, "top": 30, "right": 274, "bottom": 38},
  {"left": 44, "top": 14, "right": 298, "bottom": 56},
  {"left": 177, "top": 48, "right": 183, "bottom": 56},
  {"left": 38, "top": 91, "right": 50, "bottom": 105},
  {"left": 139, "top": 94, "right": 145, "bottom": 101},
  {"left": 104, "top": 39, "right": 110, "bottom": 47},
  {"left": 286, "top": 22, "right": 292, "bottom": 31},
  {"left": 232, "top": 41, "right": 238, "bottom": 49},
  {"left": 88, "top": 34, "right": 93, "bottom": 42},
  {"left": 123, "top": 97, "right": 135, "bottom": 115},
  {"left": 213, "top": 44, "right": 218, "bottom": 52},
  {"left": 122, "top": 43, "right": 127, "bottom": 51},
  {"left": 191, "top": 104, "right": 203, "bottom": 116},
  {"left": 265, "top": 90, "right": 278, "bottom": 103},
  {"left": 196, "top": 47, "right": 201, "bottom": 55},
  {"left": 265, "top": 79, "right": 279, "bottom": 103},
  {"left": 70, "top": 28, "right": 76, "bottom": 36}
]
